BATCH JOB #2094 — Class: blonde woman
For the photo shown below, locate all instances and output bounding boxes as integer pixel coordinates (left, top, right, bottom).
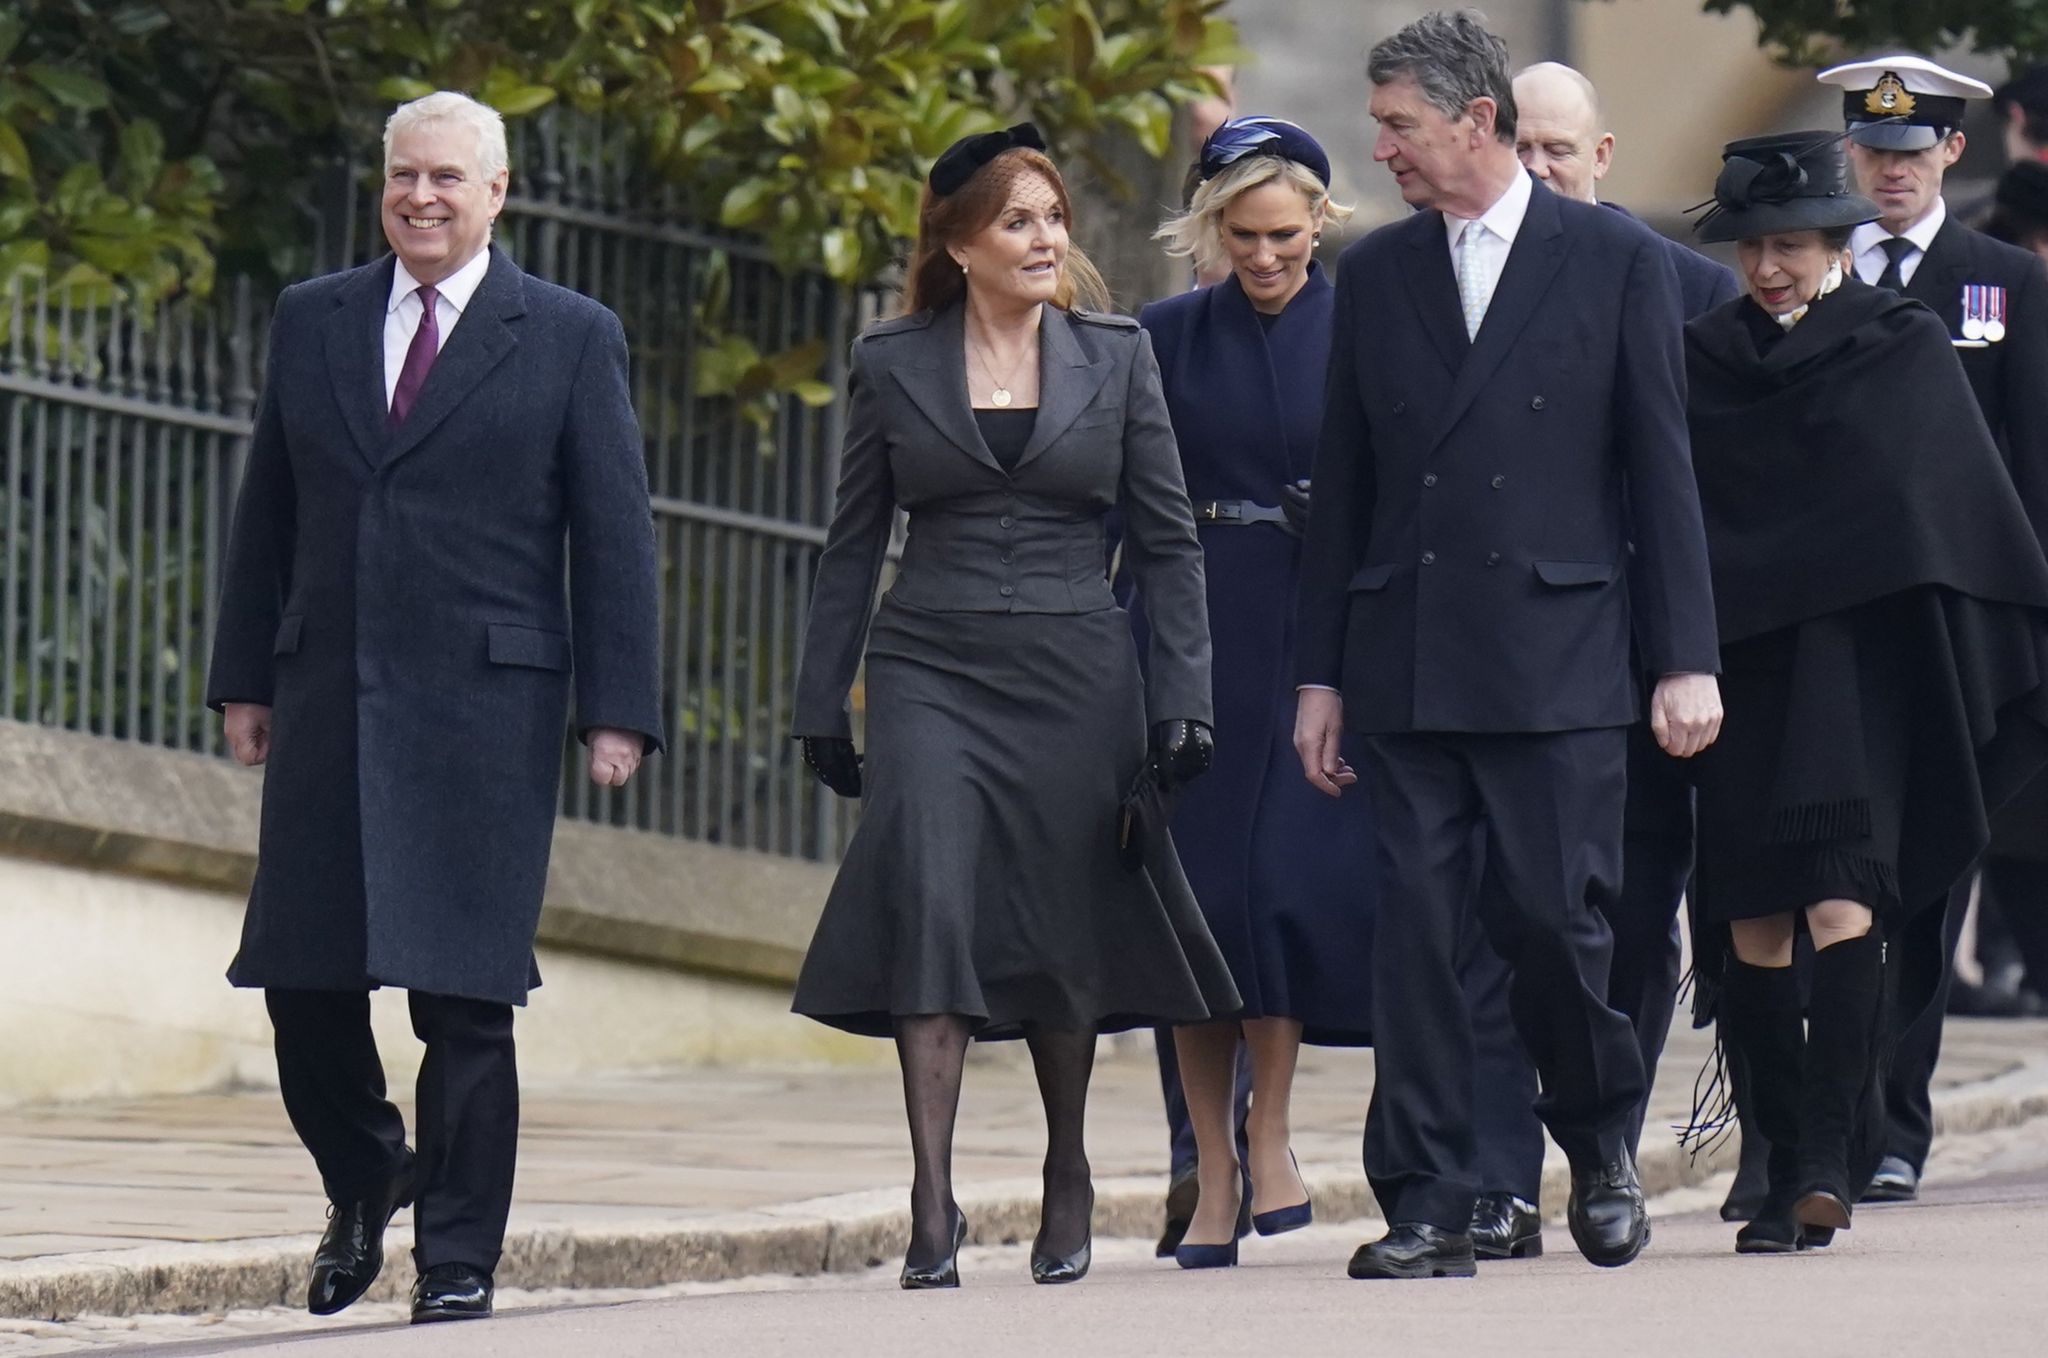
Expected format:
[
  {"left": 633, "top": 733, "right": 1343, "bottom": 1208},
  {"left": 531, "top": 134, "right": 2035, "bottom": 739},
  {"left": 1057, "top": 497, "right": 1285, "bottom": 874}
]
[{"left": 1135, "top": 117, "right": 1375, "bottom": 1269}]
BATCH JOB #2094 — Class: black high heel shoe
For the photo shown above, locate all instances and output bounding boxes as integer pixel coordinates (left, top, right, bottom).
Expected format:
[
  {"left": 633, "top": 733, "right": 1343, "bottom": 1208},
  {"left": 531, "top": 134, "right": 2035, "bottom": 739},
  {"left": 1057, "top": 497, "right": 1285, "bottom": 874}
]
[
  {"left": 1032, "top": 1185, "right": 1094, "bottom": 1284},
  {"left": 901, "top": 1207, "right": 967, "bottom": 1290}
]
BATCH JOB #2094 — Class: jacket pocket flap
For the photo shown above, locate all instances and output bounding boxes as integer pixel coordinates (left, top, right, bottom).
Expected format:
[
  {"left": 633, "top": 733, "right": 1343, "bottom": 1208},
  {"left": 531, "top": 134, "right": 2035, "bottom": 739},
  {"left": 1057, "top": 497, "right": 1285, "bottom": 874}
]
[
  {"left": 1533, "top": 560, "right": 1618, "bottom": 587},
  {"left": 487, "top": 623, "right": 573, "bottom": 672},
  {"left": 273, "top": 615, "right": 303, "bottom": 655},
  {"left": 1348, "top": 562, "right": 1399, "bottom": 591}
]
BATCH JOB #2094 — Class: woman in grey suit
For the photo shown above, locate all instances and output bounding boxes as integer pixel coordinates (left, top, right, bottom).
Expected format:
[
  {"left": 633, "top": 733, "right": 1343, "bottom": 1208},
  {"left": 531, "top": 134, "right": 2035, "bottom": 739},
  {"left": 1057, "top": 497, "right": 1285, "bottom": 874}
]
[{"left": 791, "top": 125, "right": 1239, "bottom": 1290}]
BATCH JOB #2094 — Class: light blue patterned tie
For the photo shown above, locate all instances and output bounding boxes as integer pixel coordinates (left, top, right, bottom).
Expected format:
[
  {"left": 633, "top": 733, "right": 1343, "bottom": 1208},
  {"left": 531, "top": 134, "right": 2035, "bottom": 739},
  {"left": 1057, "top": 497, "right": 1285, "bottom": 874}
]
[{"left": 1456, "top": 219, "right": 1490, "bottom": 340}]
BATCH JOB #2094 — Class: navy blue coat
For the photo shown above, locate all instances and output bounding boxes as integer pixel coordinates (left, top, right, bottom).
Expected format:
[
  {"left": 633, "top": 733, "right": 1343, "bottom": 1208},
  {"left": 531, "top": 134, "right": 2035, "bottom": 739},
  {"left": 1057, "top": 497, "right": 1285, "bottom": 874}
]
[
  {"left": 206, "top": 248, "right": 665, "bottom": 1005},
  {"left": 1297, "top": 176, "right": 1721, "bottom": 732},
  {"left": 1133, "top": 266, "right": 1375, "bottom": 1044},
  {"left": 1606, "top": 204, "right": 1740, "bottom": 320}
]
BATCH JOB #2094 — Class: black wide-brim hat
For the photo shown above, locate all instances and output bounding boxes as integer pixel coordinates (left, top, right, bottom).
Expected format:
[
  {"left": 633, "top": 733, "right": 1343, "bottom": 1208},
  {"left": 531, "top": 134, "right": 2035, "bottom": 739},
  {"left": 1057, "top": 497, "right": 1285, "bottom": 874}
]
[{"left": 1694, "top": 131, "right": 1882, "bottom": 244}]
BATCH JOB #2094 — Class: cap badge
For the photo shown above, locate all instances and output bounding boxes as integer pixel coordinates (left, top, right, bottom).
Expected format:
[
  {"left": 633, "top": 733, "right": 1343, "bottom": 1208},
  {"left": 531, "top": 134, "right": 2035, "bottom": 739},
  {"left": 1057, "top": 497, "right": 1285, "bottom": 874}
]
[{"left": 1866, "top": 73, "right": 1917, "bottom": 117}]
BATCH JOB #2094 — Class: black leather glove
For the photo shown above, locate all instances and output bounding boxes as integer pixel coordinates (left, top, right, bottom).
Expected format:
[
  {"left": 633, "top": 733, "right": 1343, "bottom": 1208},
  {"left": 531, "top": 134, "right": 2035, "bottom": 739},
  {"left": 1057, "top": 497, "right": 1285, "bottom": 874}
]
[
  {"left": 1150, "top": 719, "right": 1215, "bottom": 792},
  {"left": 1280, "top": 479, "right": 1311, "bottom": 536},
  {"left": 801, "top": 736, "right": 863, "bottom": 798}
]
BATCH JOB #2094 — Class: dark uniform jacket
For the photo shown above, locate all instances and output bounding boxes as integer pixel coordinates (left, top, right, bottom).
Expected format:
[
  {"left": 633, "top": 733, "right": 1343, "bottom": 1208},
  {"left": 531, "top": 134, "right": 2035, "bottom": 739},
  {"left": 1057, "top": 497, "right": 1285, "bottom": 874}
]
[
  {"left": 792, "top": 302, "right": 1212, "bottom": 738},
  {"left": 1296, "top": 175, "right": 1720, "bottom": 733},
  {"left": 1894, "top": 210, "right": 2048, "bottom": 540},
  {"left": 206, "top": 248, "right": 664, "bottom": 1005}
]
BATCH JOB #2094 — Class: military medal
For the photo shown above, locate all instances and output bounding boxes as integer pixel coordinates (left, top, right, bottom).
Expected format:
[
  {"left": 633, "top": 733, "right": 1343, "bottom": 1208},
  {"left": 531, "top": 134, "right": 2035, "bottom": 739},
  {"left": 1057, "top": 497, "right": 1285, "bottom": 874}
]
[{"left": 1962, "top": 284, "right": 2007, "bottom": 343}]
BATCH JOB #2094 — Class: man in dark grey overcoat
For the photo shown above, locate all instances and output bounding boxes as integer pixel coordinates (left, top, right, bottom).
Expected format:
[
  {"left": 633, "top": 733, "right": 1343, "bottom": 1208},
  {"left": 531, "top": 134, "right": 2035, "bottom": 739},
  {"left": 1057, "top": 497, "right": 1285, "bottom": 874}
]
[{"left": 206, "top": 91, "right": 662, "bottom": 1325}]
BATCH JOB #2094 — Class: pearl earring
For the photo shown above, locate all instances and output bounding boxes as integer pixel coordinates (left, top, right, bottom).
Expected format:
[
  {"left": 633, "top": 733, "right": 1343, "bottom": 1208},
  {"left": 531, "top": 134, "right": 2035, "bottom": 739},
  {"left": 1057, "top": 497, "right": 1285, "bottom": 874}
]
[{"left": 960, "top": 261, "right": 969, "bottom": 276}]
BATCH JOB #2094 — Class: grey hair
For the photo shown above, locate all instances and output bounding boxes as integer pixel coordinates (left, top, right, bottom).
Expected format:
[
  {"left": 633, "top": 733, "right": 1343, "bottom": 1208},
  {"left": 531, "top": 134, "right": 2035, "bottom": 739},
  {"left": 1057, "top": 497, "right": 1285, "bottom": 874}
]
[
  {"left": 383, "top": 91, "right": 509, "bottom": 179},
  {"left": 1367, "top": 10, "right": 1517, "bottom": 144},
  {"left": 1154, "top": 156, "right": 1355, "bottom": 278}
]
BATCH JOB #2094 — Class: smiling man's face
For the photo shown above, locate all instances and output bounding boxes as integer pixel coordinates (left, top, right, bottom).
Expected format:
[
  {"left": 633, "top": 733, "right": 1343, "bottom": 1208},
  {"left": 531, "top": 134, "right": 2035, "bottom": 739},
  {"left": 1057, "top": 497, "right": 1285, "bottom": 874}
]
[{"left": 382, "top": 120, "right": 507, "bottom": 284}]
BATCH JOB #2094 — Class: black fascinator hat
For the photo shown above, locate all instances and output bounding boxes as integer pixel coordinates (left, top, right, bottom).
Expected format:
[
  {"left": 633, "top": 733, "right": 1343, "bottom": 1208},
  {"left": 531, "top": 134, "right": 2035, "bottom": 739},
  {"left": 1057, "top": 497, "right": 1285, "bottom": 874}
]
[
  {"left": 929, "top": 123, "right": 1047, "bottom": 197},
  {"left": 1692, "top": 130, "right": 1881, "bottom": 244}
]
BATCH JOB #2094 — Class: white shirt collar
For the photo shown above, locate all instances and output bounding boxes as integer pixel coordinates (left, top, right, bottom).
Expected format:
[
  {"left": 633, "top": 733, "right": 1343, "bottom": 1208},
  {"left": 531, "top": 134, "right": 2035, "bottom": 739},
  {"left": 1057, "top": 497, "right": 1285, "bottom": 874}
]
[
  {"left": 1851, "top": 195, "right": 1947, "bottom": 261},
  {"left": 1443, "top": 166, "right": 1535, "bottom": 252},
  {"left": 388, "top": 247, "right": 492, "bottom": 316}
]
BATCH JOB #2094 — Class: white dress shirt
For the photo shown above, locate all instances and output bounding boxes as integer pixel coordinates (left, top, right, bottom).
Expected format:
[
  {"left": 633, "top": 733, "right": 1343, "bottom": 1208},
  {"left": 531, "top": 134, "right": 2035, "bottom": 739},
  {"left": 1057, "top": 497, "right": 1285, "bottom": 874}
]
[
  {"left": 384, "top": 248, "right": 492, "bottom": 410},
  {"left": 1850, "top": 196, "right": 1946, "bottom": 290},
  {"left": 1441, "top": 167, "right": 1535, "bottom": 323}
]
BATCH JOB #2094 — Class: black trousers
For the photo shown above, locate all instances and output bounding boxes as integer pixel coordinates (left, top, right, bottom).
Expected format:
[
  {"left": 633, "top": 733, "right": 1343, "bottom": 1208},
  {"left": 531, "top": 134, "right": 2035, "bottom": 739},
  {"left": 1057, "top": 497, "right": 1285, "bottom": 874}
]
[
  {"left": 266, "top": 988, "right": 519, "bottom": 1273},
  {"left": 1882, "top": 879, "right": 1968, "bottom": 1172},
  {"left": 1362, "top": 730, "right": 1646, "bottom": 1233},
  {"left": 1468, "top": 747, "right": 1695, "bottom": 1201}
]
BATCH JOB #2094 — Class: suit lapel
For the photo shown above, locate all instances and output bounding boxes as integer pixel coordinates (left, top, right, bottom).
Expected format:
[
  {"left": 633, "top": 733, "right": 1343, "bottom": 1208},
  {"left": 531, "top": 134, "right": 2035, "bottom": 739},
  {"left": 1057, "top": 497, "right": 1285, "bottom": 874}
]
[
  {"left": 323, "top": 256, "right": 397, "bottom": 471},
  {"left": 381, "top": 247, "right": 524, "bottom": 470},
  {"left": 1904, "top": 217, "right": 1967, "bottom": 333},
  {"left": 1400, "top": 214, "right": 1470, "bottom": 377},
  {"left": 1428, "top": 179, "right": 1570, "bottom": 453},
  {"left": 1012, "top": 307, "right": 1113, "bottom": 475},
  {"left": 888, "top": 304, "right": 1002, "bottom": 474}
]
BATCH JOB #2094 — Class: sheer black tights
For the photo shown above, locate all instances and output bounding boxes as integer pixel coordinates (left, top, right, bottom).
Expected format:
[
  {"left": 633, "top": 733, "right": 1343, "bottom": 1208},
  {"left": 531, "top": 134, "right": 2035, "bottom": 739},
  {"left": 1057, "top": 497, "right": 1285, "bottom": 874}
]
[
  {"left": 892, "top": 1018, "right": 1096, "bottom": 1265},
  {"left": 1025, "top": 1025, "right": 1096, "bottom": 1258},
  {"left": 894, "top": 1015, "right": 972, "bottom": 1267}
]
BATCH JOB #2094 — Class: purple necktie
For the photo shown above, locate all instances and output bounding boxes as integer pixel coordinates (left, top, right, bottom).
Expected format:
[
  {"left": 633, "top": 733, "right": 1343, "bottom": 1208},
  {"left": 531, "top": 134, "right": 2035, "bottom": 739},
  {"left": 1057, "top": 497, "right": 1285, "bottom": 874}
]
[{"left": 388, "top": 284, "right": 440, "bottom": 428}]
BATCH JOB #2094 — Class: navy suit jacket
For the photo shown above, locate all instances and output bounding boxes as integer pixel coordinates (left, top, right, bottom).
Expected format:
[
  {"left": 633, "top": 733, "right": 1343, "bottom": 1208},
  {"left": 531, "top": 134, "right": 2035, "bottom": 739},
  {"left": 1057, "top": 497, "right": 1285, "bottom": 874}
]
[
  {"left": 1603, "top": 204, "right": 1740, "bottom": 319},
  {"left": 1296, "top": 175, "right": 1720, "bottom": 734}
]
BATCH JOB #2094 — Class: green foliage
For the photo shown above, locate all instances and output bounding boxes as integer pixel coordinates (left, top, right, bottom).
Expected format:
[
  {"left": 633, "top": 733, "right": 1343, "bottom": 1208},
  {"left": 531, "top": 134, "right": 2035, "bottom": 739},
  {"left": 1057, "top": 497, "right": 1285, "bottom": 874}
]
[
  {"left": 1707, "top": 0, "right": 2048, "bottom": 63},
  {"left": 1, "top": 0, "right": 1240, "bottom": 302}
]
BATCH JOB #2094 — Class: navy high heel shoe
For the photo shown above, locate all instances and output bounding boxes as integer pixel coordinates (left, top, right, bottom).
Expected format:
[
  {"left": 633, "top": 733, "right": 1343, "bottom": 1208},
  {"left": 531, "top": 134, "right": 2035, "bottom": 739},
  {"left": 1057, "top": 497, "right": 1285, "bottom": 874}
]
[
  {"left": 1174, "top": 1179, "right": 1243, "bottom": 1270},
  {"left": 1251, "top": 1151, "right": 1313, "bottom": 1237},
  {"left": 901, "top": 1207, "right": 967, "bottom": 1290}
]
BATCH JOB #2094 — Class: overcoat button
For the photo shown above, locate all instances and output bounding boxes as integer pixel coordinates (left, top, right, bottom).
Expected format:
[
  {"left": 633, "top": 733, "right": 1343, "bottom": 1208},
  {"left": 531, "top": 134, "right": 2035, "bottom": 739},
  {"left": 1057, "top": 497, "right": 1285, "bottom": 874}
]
[
  {"left": 1393, "top": 401, "right": 1407, "bottom": 414},
  {"left": 1421, "top": 551, "right": 1437, "bottom": 565},
  {"left": 1530, "top": 396, "right": 1546, "bottom": 410},
  {"left": 1486, "top": 552, "right": 1501, "bottom": 566},
  {"left": 1423, "top": 473, "right": 1438, "bottom": 487},
  {"left": 1000, "top": 515, "right": 1015, "bottom": 529},
  {"left": 999, "top": 585, "right": 1015, "bottom": 597},
  {"left": 1491, "top": 475, "right": 1505, "bottom": 489}
]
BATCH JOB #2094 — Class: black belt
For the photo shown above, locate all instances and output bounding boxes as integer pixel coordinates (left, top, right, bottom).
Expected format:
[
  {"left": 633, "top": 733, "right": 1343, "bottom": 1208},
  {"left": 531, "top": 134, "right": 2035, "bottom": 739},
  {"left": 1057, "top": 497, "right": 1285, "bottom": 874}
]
[{"left": 1192, "top": 499, "right": 1290, "bottom": 528}]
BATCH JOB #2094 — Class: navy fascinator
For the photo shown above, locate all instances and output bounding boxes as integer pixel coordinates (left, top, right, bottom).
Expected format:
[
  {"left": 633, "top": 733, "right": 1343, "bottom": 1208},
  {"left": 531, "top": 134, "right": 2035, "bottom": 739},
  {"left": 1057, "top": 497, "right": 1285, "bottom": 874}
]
[{"left": 1194, "top": 116, "right": 1331, "bottom": 189}]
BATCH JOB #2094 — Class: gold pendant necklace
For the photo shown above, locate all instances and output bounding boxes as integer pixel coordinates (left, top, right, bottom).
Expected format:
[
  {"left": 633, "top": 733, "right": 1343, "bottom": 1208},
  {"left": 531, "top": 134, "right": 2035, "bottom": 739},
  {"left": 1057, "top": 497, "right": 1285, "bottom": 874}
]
[{"left": 969, "top": 327, "right": 1031, "bottom": 408}]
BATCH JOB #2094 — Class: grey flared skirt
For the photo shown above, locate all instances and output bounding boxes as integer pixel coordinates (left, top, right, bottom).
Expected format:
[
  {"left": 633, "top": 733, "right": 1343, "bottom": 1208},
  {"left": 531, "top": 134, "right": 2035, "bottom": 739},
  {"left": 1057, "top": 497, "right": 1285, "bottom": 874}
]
[{"left": 792, "top": 596, "right": 1242, "bottom": 1038}]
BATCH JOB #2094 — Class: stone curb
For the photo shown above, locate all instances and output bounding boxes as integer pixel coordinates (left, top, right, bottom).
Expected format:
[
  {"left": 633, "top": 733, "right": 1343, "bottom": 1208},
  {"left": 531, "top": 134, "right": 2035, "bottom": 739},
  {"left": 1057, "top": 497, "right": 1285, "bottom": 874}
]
[{"left": 6, "top": 1059, "right": 2045, "bottom": 1322}]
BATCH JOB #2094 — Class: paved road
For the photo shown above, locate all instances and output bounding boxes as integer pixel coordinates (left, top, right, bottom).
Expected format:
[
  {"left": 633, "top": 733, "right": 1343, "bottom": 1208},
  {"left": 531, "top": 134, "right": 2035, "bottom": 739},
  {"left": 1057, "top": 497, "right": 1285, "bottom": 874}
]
[{"left": 40, "top": 1118, "right": 2048, "bottom": 1358}]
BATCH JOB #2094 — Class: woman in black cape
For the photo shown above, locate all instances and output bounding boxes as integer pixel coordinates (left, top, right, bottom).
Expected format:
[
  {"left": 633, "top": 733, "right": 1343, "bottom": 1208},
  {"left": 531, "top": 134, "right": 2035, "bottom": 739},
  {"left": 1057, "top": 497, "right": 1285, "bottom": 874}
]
[{"left": 1684, "top": 131, "right": 2048, "bottom": 1254}]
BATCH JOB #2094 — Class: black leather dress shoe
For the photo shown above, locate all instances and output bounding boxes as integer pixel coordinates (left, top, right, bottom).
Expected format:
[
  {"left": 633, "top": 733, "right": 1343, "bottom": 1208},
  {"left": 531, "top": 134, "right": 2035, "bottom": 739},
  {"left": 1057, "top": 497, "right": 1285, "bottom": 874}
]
[
  {"left": 1346, "top": 1223, "right": 1477, "bottom": 1280},
  {"left": 307, "top": 1152, "right": 416, "bottom": 1317},
  {"left": 1566, "top": 1154, "right": 1649, "bottom": 1268},
  {"left": 1860, "top": 1154, "right": 1919, "bottom": 1203},
  {"left": 411, "top": 1262, "right": 494, "bottom": 1323},
  {"left": 1469, "top": 1192, "right": 1543, "bottom": 1260}
]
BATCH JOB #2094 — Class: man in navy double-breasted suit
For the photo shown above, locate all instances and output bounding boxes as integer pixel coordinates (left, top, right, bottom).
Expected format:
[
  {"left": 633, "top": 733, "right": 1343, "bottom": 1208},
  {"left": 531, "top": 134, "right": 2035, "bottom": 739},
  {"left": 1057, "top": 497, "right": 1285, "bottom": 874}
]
[
  {"left": 1293, "top": 13, "right": 1722, "bottom": 1278},
  {"left": 207, "top": 92, "right": 662, "bottom": 1324}
]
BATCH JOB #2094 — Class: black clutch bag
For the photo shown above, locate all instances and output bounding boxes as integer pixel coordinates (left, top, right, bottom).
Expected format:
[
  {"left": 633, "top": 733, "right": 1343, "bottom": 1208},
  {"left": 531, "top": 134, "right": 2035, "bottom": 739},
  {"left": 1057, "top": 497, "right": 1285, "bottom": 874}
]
[{"left": 1116, "top": 761, "right": 1176, "bottom": 873}]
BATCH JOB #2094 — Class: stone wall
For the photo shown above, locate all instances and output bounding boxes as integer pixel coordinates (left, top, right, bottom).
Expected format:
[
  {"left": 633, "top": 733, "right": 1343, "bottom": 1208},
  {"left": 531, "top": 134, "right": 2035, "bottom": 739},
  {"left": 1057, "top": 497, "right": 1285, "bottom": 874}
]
[{"left": 0, "top": 720, "right": 886, "bottom": 1104}]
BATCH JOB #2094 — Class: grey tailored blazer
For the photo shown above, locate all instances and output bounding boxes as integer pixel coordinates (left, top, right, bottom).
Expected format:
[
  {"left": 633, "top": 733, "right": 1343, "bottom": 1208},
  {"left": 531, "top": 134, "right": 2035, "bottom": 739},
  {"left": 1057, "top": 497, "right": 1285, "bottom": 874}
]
[
  {"left": 792, "top": 301, "right": 1212, "bottom": 738},
  {"left": 206, "top": 247, "right": 664, "bottom": 1006}
]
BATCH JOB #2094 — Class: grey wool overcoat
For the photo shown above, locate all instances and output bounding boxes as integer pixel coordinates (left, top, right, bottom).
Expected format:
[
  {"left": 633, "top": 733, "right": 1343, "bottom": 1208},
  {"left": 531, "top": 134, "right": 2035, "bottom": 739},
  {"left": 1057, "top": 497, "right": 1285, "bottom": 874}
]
[{"left": 206, "top": 247, "right": 664, "bottom": 1005}]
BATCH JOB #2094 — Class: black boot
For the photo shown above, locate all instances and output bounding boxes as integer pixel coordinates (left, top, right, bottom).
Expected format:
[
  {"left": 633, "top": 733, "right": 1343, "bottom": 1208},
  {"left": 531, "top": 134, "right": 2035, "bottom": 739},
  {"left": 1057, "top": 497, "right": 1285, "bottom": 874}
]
[
  {"left": 1796, "top": 932, "right": 1885, "bottom": 1234},
  {"left": 1720, "top": 959, "right": 1807, "bottom": 1255}
]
